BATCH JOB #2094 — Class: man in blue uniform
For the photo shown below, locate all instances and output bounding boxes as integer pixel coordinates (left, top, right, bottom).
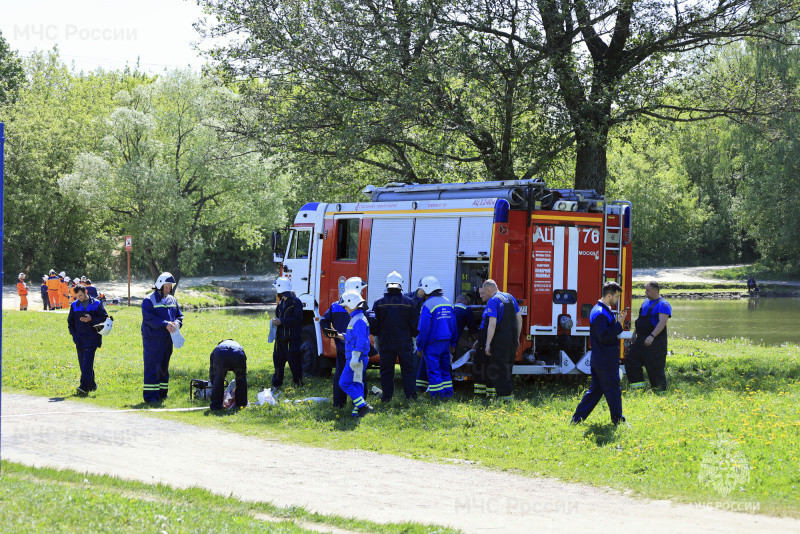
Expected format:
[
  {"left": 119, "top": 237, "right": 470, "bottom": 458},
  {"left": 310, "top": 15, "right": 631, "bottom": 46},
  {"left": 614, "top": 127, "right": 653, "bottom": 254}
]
[
  {"left": 571, "top": 282, "right": 628, "bottom": 426},
  {"left": 454, "top": 294, "right": 478, "bottom": 343},
  {"left": 209, "top": 339, "right": 248, "bottom": 410},
  {"left": 141, "top": 272, "right": 183, "bottom": 403},
  {"left": 320, "top": 293, "right": 352, "bottom": 407},
  {"left": 416, "top": 276, "right": 459, "bottom": 399},
  {"left": 68, "top": 283, "right": 110, "bottom": 395},
  {"left": 405, "top": 280, "right": 428, "bottom": 389},
  {"left": 339, "top": 290, "right": 374, "bottom": 417},
  {"left": 627, "top": 281, "right": 672, "bottom": 392},
  {"left": 41, "top": 276, "right": 50, "bottom": 311},
  {"left": 372, "top": 271, "right": 417, "bottom": 402},
  {"left": 481, "top": 280, "right": 522, "bottom": 401},
  {"left": 271, "top": 277, "right": 304, "bottom": 389}
]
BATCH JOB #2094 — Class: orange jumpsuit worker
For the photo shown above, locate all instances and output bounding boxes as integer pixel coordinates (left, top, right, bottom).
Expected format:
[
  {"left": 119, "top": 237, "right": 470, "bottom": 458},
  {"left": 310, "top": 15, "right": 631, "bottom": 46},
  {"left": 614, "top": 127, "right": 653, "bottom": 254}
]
[
  {"left": 61, "top": 275, "right": 71, "bottom": 310},
  {"left": 46, "top": 270, "right": 61, "bottom": 310},
  {"left": 17, "top": 273, "right": 29, "bottom": 310}
]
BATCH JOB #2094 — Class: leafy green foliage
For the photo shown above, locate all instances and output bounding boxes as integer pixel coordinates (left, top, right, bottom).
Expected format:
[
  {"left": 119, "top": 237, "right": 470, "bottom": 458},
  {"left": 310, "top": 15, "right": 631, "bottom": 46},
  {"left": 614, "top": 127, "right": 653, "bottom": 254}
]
[
  {"left": 0, "top": 29, "right": 24, "bottom": 105},
  {"left": 59, "top": 70, "right": 289, "bottom": 283}
]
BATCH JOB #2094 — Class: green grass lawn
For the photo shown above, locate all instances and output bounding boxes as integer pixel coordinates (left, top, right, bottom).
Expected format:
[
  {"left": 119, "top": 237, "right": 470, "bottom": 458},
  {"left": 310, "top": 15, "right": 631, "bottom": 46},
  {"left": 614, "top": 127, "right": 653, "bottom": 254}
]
[
  {"left": 3, "top": 309, "right": 799, "bottom": 516},
  {"left": 0, "top": 462, "right": 455, "bottom": 534}
]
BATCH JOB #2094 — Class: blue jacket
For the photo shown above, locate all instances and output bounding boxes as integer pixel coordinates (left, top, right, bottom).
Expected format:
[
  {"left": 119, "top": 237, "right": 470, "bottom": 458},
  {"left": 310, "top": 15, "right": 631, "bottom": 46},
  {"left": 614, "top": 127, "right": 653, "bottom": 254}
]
[
  {"left": 417, "top": 291, "right": 459, "bottom": 352},
  {"left": 589, "top": 300, "right": 623, "bottom": 370},
  {"left": 454, "top": 303, "right": 478, "bottom": 336},
  {"left": 372, "top": 289, "right": 416, "bottom": 348},
  {"left": 320, "top": 301, "right": 350, "bottom": 352},
  {"left": 209, "top": 340, "right": 246, "bottom": 382},
  {"left": 68, "top": 297, "right": 108, "bottom": 348},
  {"left": 275, "top": 292, "right": 303, "bottom": 340},
  {"left": 40, "top": 282, "right": 48, "bottom": 298},
  {"left": 86, "top": 285, "right": 98, "bottom": 298},
  {"left": 345, "top": 309, "right": 371, "bottom": 359},
  {"left": 141, "top": 291, "right": 183, "bottom": 339}
]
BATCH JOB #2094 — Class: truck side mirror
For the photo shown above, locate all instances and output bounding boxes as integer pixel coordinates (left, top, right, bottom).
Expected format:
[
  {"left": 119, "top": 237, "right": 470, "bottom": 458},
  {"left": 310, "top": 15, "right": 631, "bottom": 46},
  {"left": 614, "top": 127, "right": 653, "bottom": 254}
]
[{"left": 271, "top": 231, "right": 282, "bottom": 251}]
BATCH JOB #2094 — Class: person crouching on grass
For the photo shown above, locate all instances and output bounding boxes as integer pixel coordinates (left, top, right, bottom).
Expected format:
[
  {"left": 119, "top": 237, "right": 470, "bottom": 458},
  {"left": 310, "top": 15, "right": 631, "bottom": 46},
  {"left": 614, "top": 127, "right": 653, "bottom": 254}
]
[{"left": 340, "top": 290, "right": 374, "bottom": 418}]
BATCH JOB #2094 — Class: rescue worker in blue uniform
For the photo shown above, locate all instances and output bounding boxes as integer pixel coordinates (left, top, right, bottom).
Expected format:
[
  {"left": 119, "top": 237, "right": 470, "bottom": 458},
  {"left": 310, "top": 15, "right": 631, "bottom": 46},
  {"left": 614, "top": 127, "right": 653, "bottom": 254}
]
[
  {"left": 405, "top": 281, "right": 428, "bottom": 389},
  {"left": 372, "top": 271, "right": 417, "bottom": 402},
  {"left": 571, "top": 282, "right": 628, "bottom": 426},
  {"left": 68, "top": 283, "right": 109, "bottom": 395},
  {"left": 320, "top": 297, "right": 352, "bottom": 407},
  {"left": 481, "top": 280, "right": 522, "bottom": 401},
  {"left": 416, "top": 276, "right": 459, "bottom": 399},
  {"left": 85, "top": 279, "right": 99, "bottom": 299},
  {"left": 141, "top": 272, "right": 183, "bottom": 403},
  {"left": 454, "top": 294, "right": 479, "bottom": 341},
  {"left": 271, "top": 277, "right": 304, "bottom": 389},
  {"left": 472, "top": 285, "right": 493, "bottom": 396},
  {"left": 339, "top": 290, "right": 374, "bottom": 417},
  {"left": 627, "top": 281, "right": 672, "bottom": 392},
  {"left": 209, "top": 339, "right": 248, "bottom": 410},
  {"left": 41, "top": 276, "right": 50, "bottom": 311}
]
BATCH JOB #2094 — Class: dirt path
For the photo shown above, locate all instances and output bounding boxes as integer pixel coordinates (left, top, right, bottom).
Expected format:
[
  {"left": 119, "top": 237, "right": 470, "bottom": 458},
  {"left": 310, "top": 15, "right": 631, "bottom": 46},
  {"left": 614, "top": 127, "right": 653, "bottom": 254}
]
[{"left": 2, "top": 394, "right": 796, "bottom": 534}]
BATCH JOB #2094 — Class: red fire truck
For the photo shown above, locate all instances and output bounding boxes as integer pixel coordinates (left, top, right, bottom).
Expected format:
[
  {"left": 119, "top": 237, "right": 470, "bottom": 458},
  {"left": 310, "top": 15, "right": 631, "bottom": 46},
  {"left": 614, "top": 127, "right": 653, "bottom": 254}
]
[{"left": 272, "top": 179, "right": 632, "bottom": 377}]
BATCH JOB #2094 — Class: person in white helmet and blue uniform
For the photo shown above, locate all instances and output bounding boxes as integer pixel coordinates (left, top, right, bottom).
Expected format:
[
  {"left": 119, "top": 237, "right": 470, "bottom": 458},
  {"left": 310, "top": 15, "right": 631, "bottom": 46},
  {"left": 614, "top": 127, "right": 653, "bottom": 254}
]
[
  {"left": 339, "top": 289, "right": 374, "bottom": 417},
  {"left": 416, "top": 276, "right": 459, "bottom": 399},
  {"left": 141, "top": 272, "right": 183, "bottom": 404},
  {"left": 271, "top": 276, "right": 304, "bottom": 389}
]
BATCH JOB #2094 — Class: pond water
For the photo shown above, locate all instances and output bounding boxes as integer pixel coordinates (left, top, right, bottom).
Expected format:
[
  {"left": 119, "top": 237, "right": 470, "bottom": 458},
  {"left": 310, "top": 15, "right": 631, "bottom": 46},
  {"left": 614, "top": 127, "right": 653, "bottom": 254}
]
[
  {"left": 186, "top": 298, "right": 800, "bottom": 346},
  {"left": 632, "top": 297, "right": 800, "bottom": 346}
]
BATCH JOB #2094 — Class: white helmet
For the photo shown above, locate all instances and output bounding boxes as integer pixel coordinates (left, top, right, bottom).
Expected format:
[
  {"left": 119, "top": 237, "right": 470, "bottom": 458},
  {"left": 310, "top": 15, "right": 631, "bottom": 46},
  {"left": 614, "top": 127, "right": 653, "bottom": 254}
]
[
  {"left": 43, "top": 275, "right": 48, "bottom": 282},
  {"left": 49, "top": 269, "right": 56, "bottom": 275},
  {"left": 344, "top": 277, "right": 367, "bottom": 294},
  {"left": 81, "top": 276, "right": 87, "bottom": 281},
  {"left": 155, "top": 272, "right": 176, "bottom": 289},
  {"left": 18, "top": 273, "right": 25, "bottom": 279},
  {"left": 59, "top": 271, "right": 66, "bottom": 277},
  {"left": 341, "top": 290, "right": 365, "bottom": 308},
  {"left": 64, "top": 276, "right": 71, "bottom": 283},
  {"left": 385, "top": 271, "right": 403, "bottom": 289},
  {"left": 418, "top": 276, "right": 442, "bottom": 294},
  {"left": 94, "top": 316, "right": 114, "bottom": 336},
  {"left": 273, "top": 276, "right": 292, "bottom": 294}
]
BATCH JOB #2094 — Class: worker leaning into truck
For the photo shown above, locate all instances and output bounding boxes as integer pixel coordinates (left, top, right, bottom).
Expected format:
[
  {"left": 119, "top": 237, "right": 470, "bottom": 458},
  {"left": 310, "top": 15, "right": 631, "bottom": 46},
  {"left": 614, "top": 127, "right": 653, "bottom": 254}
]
[
  {"left": 141, "top": 272, "right": 183, "bottom": 404},
  {"left": 454, "top": 294, "right": 478, "bottom": 355},
  {"left": 17, "top": 273, "right": 29, "bottom": 311},
  {"left": 472, "top": 285, "right": 494, "bottom": 396},
  {"left": 41, "top": 276, "right": 50, "bottom": 311},
  {"left": 416, "top": 276, "right": 459, "bottom": 399},
  {"left": 571, "top": 281, "right": 628, "bottom": 427},
  {"left": 372, "top": 271, "right": 418, "bottom": 402},
  {"left": 320, "top": 293, "right": 353, "bottom": 408},
  {"left": 339, "top": 290, "right": 374, "bottom": 417},
  {"left": 482, "top": 280, "right": 523, "bottom": 402},
  {"left": 46, "top": 270, "right": 61, "bottom": 310},
  {"left": 627, "top": 281, "right": 672, "bottom": 392},
  {"left": 271, "top": 277, "right": 304, "bottom": 390}
]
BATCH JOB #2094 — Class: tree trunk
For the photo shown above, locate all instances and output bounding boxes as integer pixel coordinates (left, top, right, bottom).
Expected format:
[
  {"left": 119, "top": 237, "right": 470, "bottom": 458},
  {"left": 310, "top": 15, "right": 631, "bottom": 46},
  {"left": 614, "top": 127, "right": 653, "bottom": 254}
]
[
  {"left": 573, "top": 130, "right": 609, "bottom": 195},
  {"left": 169, "top": 244, "right": 181, "bottom": 292}
]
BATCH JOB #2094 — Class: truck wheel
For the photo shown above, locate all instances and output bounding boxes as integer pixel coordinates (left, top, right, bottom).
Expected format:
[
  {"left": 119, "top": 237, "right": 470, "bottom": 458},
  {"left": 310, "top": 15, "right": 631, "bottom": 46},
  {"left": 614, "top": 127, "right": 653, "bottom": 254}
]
[{"left": 301, "top": 324, "right": 323, "bottom": 377}]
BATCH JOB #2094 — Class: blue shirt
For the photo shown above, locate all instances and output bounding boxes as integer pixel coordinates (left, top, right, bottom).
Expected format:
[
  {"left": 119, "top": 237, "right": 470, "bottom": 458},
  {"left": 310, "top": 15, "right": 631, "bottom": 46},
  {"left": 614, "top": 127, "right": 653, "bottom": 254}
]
[
  {"left": 481, "top": 292, "right": 520, "bottom": 328},
  {"left": 345, "top": 309, "right": 371, "bottom": 358},
  {"left": 320, "top": 301, "right": 350, "bottom": 352},
  {"left": 141, "top": 291, "right": 183, "bottom": 339},
  {"left": 417, "top": 292, "right": 459, "bottom": 351},
  {"left": 589, "top": 300, "right": 623, "bottom": 370},
  {"left": 640, "top": 298, "right": 672, "bottom": 327}
]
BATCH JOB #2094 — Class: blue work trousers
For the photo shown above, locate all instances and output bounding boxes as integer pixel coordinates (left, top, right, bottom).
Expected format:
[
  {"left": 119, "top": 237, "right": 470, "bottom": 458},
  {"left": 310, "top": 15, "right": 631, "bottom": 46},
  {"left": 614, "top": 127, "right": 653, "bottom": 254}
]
[
  {"left": 339, "top": 354, "right": 370, "bottom": 415},
  {"left": 572, "top": 367, "right": 624, "bottom": 425},
  {"left": 76, "top": 346, "right": 97, "bottom": 392},
  {"left": 271, "top": 339, "right": 303, "bottom": 389},
  {"left": 419, "top": 341, "right": 453, "bottom": 399},
  {"left": 143, "top": 337, "right": 172, "bottom": 403},
  {"left": 380, "top": 345, "right": 416, "bottom": 401}
]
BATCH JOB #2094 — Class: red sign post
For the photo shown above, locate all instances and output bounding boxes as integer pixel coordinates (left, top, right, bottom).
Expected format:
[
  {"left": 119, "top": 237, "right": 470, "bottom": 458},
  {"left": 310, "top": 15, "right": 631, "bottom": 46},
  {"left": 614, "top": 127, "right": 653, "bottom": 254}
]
[{"left": 125, "top": 236, "right": 132, "bottom": 306}]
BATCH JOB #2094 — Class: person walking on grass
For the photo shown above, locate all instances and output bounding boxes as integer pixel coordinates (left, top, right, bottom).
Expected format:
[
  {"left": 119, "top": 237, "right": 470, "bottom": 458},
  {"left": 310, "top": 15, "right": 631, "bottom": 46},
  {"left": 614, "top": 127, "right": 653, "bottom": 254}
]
[
  {"left": 141, "top": 272, "right": 183, "bottom": 404},
  {"left": 571, "top": 282, "right": 629, "bottom": 427},
  {"left": 68, "top": 284, "right": 110, "bottom": 396}
]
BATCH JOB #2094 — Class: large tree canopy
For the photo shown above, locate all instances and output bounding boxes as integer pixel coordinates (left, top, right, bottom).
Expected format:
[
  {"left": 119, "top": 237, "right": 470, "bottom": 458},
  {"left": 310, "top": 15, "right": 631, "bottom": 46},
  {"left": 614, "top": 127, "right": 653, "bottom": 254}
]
[
  {"left": 0, "top": 29, "right": 25, "bottom": 105},
  {"left": 60, "top": 70, "right": 289, "bottom": 283},
  {"left": 197, "top": 0, "right": 800, "bottom": 193}
]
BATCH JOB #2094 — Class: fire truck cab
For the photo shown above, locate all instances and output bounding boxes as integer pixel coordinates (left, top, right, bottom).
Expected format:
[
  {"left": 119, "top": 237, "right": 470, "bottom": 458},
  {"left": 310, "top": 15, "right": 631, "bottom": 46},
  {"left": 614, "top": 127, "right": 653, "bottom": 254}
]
[{"left": 273, "top": 179, "right": 632, "bottom": 378}]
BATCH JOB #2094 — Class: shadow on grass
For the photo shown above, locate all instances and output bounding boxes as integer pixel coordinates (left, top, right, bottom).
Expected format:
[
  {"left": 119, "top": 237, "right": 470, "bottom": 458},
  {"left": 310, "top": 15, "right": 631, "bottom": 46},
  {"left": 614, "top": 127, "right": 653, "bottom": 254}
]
[{"left": 583, "top": 423, "right": 620, "bottom": 446}]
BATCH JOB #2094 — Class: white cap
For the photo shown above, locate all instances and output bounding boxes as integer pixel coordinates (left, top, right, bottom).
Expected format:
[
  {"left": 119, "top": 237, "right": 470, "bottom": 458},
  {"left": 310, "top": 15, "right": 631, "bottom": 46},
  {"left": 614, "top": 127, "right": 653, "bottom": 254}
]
[
  {"left": 341, "top": 290, "right": 365, "bottom": 308},
  {"left": 385, "top": 271, "right": 403, "bottom": 289},
  {"left": 155, "top": 272, "right": 176, "bottom": 289},
  {"left": 418, "top": 276, "right": 442, "bottom": 294},
  {"left": 344, "top": 277, "right": 367, "bottom": 295},
  {"left": 273, "top": 277, "right": 292, "bottom": 294}
]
